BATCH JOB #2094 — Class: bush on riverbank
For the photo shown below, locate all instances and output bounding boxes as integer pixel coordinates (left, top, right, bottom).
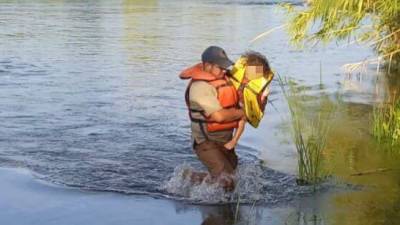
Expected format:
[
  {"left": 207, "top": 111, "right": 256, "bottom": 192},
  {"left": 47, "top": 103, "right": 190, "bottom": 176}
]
[{"left": 284, "top": 0, "right": 400, "bottom": 71}]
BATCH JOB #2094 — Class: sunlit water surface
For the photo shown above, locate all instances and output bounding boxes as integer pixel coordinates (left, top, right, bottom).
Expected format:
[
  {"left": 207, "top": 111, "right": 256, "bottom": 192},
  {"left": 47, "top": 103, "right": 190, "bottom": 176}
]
[{"left": 1, "top": 0, "right": 399, "bottom": 224}]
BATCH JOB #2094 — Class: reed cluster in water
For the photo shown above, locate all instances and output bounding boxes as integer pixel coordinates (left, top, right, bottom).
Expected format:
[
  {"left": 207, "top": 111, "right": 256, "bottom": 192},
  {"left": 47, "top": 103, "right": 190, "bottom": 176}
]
[
  {"left": 278, "top": 75, "right": 334, "bottom": 187},
  {"left": 372, "top": 97, "right": 400, "bottom": 147}
]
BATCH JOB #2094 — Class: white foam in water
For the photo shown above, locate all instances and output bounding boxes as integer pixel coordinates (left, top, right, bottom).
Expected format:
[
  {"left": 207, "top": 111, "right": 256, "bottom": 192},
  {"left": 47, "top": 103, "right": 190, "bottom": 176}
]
[
  {"left": 233, "top": 164, "right": 264, "bottom": 203},
  {"left": 163, "top": 163, "right": 265, "bottom": 204},
  {"left": 163, "top": 164, "right": 228, "bottom": 203}
]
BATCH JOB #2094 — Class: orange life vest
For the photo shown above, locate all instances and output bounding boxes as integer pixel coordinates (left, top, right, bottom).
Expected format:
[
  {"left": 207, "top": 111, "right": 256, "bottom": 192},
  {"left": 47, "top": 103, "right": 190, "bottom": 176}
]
[{"left": 179, "top": 63, "right": 239, "bottom": 133}]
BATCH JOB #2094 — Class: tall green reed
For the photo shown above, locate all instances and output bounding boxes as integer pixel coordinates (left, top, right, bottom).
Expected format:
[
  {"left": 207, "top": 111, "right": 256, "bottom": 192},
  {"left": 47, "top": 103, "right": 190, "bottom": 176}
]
[
  {"left": 372, "top": 97, "right": 400, "bottom": 146},
  {"left": 278, "top": 75, "right": 335, "bottom": 187}
]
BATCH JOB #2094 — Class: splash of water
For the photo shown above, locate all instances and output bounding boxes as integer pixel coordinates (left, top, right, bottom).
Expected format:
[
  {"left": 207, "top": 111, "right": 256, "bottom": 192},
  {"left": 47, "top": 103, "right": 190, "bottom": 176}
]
[
  {"left": 163, "top": 163, "right": 268, "bottom": 204},
  {"left": 163, "top": 164, "right": 229, "bottom": 203},
  {"left": 232, "top": 164, "right": 264, "bottom": 203}
]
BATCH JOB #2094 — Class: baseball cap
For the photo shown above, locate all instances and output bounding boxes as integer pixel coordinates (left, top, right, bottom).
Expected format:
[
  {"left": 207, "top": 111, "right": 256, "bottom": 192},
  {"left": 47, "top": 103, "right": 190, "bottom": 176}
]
[{"left": 201, "top": 46, "right": 234, "bottom": 69}]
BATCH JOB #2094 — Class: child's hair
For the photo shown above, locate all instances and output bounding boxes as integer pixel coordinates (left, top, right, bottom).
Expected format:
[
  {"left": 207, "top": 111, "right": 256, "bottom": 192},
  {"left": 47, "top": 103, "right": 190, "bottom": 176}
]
[{"left": 242, "top": 51, "right": 271, "bottom": 75}]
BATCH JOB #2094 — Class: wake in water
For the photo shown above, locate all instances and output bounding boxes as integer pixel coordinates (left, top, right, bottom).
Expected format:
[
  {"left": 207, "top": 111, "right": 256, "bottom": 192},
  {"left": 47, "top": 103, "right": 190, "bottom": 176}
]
[
  {"left": 163, "top": 163, "right": 312, "bottom": 205},
  {"left": 163, "top": 164, "right": 231, "bottom": 203}
]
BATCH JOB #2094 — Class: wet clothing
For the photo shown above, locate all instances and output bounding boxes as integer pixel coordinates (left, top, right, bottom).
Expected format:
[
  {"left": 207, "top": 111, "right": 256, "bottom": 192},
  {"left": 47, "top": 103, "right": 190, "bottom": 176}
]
[
  {"left": 180, "top": 63, "right": 240, "bottom": 179},
  {"left": 188, "top": 81, "right": 233, "bottom": 144},
  {"left": 180, "top": 63, "right": 239, "bottom": 136},
  {"left": 194, "top": 140, "right": 238, "bottom": 176}
]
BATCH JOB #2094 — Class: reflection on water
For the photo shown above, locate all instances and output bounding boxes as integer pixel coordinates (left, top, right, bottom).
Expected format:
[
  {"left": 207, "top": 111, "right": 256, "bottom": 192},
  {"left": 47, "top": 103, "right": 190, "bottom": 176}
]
[
  {"left": 272, "top": 71, "right": 400, "bottom": 225},
  {"left": 326, "top": 73, "right": 400, "bottom": 225},
  {"left": 122, "top": 0, "right": 159, "bottom": 63},
  {"left": 324, "top": 103, "right": 400, "bottom": 225},
  {"left": 201, "top": 206, "right": 236, "bottom": 225}
]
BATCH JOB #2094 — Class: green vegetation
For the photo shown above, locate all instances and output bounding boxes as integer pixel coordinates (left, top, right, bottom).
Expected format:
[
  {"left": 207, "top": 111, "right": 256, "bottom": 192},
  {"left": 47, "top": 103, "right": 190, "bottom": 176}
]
[
  {"left": 372, "top": 97, "right": 400, "bottom": 146},
  {"left": 371, "top": 73, "right": 400, "bottom": 147},
  {"left": 283, "top": 0, "right": 400, "bottom": 151},
  {"left": 284, "top": 0, "right": 400, "bottom": 71},
  {"left": 278, "top": 76, "right": 335, "bottom": 187}
]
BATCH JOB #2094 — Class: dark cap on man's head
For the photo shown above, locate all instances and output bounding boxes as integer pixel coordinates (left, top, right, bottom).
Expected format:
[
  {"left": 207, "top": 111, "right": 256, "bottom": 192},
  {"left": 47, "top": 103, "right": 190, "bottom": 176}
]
[{"left": 201, "top": 46, "right": 234, "bottom": 69}]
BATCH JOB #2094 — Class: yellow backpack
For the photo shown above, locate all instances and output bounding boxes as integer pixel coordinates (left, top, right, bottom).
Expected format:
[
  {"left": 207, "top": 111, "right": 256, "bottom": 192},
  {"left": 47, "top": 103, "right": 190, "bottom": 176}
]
[{"left": 229, "top": 57, "right": 273, "bottom": 128}]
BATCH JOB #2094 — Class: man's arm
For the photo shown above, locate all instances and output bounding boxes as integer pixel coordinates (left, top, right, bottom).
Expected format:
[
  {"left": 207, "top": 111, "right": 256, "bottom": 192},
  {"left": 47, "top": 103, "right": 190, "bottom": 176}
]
[
  {"left": 209, "top": 108, "right": 244, "bottom": 123},
  {"left": 189, "top": 81, "right": 244, "bottom": 122}
]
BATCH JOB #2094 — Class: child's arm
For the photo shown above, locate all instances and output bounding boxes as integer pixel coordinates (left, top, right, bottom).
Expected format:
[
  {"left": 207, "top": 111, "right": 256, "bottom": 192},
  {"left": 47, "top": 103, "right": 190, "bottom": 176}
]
[{"left": 224, "top": 117, "right": 246, "bottom": 150}]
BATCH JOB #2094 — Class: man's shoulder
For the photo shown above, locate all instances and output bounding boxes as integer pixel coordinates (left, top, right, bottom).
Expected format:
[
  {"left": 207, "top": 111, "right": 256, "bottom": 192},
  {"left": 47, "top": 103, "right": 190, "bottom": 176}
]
[
  {"left": 191, "top": 81, "right": 214, "bottom": 89},
  {"left": 190, "top": 81, "right": 216, "bottom": 95},
  {"left": 189, "top": 80, "right": 219, "bottom": 101},
  {"left": 188, "top": 80, "right": 222, "bottom": 114}
]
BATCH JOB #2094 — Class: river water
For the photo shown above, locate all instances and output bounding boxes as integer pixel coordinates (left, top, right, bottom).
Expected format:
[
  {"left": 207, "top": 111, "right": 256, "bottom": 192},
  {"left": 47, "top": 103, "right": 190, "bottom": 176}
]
[{"left": 1, "top": 0, "right": 399, "bottom": 224}]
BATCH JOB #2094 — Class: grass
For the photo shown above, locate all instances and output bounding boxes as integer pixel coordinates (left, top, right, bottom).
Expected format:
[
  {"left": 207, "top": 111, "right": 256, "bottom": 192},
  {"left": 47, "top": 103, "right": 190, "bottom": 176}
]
[
  {"left": 278, "top": 75, "right": 335, "bottom": 188},
  {"left": 372, "top": 97, "right": 400, "bottom": 147},
  {"left": 283, "top": 0, "right": 400, "bottom": 71}
]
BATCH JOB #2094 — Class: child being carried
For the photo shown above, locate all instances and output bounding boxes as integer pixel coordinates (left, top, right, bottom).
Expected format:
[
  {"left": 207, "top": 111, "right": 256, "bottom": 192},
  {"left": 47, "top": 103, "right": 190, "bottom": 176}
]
[{"left": 224, "top": 51, "right": 274, "bottom": 150}]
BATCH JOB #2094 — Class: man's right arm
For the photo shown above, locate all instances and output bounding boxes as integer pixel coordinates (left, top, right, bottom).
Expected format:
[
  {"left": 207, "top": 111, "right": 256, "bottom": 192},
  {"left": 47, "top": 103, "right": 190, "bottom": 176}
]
[
  {"left": 209, "top": 108, "right": 244, "bottom": 123},
  {"left": 189, "top": 81, "right": 245, "bottom": 123}
]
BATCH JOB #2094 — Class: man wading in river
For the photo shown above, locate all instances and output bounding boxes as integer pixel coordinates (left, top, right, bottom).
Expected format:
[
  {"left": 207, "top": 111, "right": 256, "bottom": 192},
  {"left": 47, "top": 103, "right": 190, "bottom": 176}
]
[{"left": 179, "top": 46, "right": 245, "bottom": 191}]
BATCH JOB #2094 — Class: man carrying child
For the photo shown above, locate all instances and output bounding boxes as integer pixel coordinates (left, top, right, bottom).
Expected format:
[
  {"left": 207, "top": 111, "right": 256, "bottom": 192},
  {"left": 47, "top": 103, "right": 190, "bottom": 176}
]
[{"left": 179, "top": 46, "right": 271, "bottom": 191}]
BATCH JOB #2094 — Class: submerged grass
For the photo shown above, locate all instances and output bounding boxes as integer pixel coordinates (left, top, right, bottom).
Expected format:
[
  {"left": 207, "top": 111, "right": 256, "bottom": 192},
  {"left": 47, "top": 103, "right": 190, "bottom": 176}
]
[{"left": 278, "top": 75, "right": 335, "bottom": 188}]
